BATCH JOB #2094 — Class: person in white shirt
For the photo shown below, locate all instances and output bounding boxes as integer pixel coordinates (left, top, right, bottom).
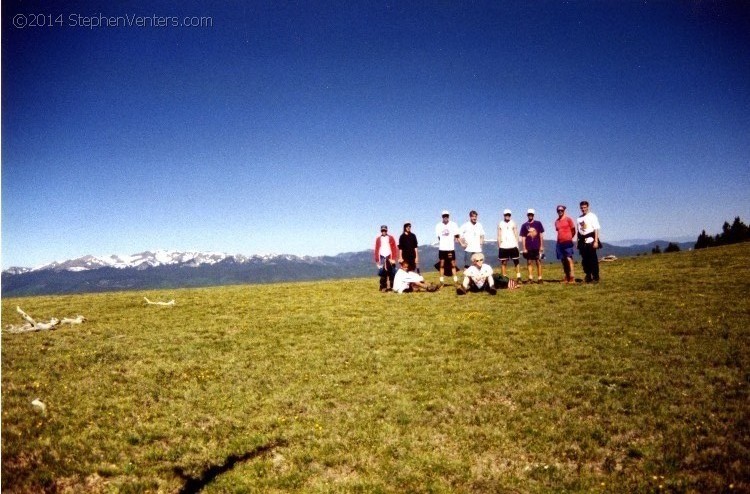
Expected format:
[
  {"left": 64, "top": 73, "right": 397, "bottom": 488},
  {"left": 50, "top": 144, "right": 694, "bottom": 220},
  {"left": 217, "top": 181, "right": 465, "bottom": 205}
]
[
  {"left": 576, "top": 200, "right": 602, "bottom": 283},
  {"left": 434, "top": 210, "right": 460, "bottom": 285},
  {"left": 392, "top": 261, "right": 439, "bottom": 293},
  {"left": 497, "top": 209, "right": 522, "bottom": 281},
  {"left": 456, "top": 253, "right": 497, "bottom": 295},
  {"left": 459, "top": 210, "right": 486, "bottom": 269}
]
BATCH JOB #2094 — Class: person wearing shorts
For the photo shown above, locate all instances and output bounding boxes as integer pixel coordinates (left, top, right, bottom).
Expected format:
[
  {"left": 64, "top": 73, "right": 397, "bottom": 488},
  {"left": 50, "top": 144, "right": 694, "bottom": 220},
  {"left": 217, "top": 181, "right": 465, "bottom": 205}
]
[
  {"left": 435, "top": 210, "right": 460, "bottom": 285},
  {"left": 520, "top": 209, "right": 545, "bottom": 283},
  {"left": 554, "top": 205, "right": 577, "bottom": 283},
  {"left": 497, "top": 209, "right": 522, "bottom": 281}
]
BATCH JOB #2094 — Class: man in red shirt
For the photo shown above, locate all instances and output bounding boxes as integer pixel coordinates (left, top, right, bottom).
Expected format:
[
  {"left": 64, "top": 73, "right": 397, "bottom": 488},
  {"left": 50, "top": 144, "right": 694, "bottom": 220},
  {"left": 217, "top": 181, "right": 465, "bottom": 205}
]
[
  {"left": 374, "top": 225, "right": 399, "bottom": 292},
  {"left": 554, "top": 205, "right": 577, "bottom": 283}
]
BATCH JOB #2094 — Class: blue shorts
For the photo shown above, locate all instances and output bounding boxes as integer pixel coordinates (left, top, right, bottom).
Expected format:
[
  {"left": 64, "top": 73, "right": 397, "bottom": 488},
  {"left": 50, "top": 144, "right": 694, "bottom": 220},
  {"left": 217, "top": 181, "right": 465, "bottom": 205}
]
[{"left": 556, "top": 241, "right": 575, "bottom": 260}]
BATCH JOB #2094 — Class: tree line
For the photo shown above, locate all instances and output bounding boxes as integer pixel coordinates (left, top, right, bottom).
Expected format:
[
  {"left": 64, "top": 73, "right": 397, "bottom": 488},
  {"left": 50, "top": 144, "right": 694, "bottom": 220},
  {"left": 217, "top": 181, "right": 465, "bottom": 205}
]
[{"left": 694, "top": 216, "right": 749, "bottom": 250}]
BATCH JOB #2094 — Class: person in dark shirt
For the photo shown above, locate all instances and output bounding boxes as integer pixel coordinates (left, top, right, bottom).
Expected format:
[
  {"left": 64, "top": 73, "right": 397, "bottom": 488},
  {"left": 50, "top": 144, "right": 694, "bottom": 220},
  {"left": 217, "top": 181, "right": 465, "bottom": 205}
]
[
  {"left": 520, "top": 209, "right": 545, "bottom": 283},
  {"left": 398, "top": 222, "right": 420, "bottom": 272}
]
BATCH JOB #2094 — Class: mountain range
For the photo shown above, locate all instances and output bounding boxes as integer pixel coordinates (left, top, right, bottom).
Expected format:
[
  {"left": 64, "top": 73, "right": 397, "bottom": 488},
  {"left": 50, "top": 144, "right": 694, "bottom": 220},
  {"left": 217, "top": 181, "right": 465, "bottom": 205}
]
[
  {"left": 4, "top": 250, "right": 311, "bottom": 275},
  {"left": 2, "top": 240, "right": 694, "bottom": 297}
]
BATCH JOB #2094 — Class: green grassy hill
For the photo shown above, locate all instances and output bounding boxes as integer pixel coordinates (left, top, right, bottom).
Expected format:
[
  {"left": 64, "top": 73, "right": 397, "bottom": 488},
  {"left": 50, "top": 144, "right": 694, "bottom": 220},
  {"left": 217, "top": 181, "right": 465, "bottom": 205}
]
[{"left": 2, "top": 243, "right": 749, "bottom": 493}]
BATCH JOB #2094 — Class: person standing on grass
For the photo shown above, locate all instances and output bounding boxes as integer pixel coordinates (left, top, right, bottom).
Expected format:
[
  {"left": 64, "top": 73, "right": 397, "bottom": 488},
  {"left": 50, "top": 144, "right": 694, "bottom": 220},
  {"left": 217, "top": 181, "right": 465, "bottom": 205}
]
[
  {"left": 398, "top": 222, "right": 420, "bottom": 273},
  {"left": 435, "top": 210, "right": 460, "bottom": 285},
  {"left": 393, "top": 260, "right": 440, "bottom": 293},
  {"left": 456, "top": 253, "right": 497, "bottom": 295},
  {"left": 555, "top": 205, "right": 577, "bottom": 283},
  {"left": 520, "top": 208, "right": 545, "bottom": 283},
  {"left": 577, "top": 200, "right": 601, "bottom": 283},
  {"left": 374, "top": 225, "right": 398, "bottom": 292},
  {"left": 497, "top": 209, "right": 522, "bottom": 281},
  {"left": 459, "top": 210, "right": 486, "bottom": 269}
]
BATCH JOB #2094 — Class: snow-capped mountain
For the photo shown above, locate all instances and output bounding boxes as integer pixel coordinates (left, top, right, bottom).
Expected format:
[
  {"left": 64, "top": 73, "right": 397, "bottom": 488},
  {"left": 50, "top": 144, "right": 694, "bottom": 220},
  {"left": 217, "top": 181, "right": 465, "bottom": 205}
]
[
  {"left": 10, "top": 250, "right": 312, "bottom": 274},
  {"left": 1, "top": 248, "right": 376, "bottom": 297},
  {"left": 3, "top": 266, "right": 32, "bottom": 275}
]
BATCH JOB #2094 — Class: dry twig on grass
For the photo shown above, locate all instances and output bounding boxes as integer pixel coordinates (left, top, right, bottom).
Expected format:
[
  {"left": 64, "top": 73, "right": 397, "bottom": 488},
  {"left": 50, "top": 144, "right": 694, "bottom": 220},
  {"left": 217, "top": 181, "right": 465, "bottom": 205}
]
[
  {"left": 4, "top": 307, "right": 86, "bottom": 334},
  {"left": 144, "top": 297, "right": 176, "bottom": 307}
]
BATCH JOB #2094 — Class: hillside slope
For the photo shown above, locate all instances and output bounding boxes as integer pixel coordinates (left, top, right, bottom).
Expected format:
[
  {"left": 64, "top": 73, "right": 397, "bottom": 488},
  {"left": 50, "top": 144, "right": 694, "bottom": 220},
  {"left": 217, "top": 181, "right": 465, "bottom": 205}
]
[{"left": 2, "top": 243, "right": 748, "bottom": 492}]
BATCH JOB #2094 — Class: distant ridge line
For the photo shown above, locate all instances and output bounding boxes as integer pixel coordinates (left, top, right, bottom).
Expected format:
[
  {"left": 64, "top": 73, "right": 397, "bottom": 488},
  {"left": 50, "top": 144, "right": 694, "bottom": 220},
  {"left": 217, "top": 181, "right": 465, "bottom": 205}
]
[{"left": 1, "top": 240, "right": 696, "bottom": 297}]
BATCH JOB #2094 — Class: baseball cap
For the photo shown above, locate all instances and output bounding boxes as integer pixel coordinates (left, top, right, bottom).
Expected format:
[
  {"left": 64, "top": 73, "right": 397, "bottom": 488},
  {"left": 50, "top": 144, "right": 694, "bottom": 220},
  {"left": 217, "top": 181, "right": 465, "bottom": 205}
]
[
  {"left": 441, "top": 210, "right": 450, "bottom": 216},
  {"left": 557, "top": 205, "right": 566, "bottom": 211},
  {"left": 380, "top": 225, "right": 388, "bottom": 230},
  {"left": 503, "top": 209, "right": 512, "bottom": 215},
  {"left": 527, "top": 208, "right": 535, "bottom": 215}
]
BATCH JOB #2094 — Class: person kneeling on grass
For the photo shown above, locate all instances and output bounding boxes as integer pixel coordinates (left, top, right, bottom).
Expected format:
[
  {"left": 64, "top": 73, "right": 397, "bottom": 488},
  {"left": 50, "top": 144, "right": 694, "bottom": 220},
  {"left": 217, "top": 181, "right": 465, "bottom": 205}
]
[
  {"left": 393, "top": 260, "right": 440, "bottom": 293},
  {"left": 456, "top": 253, "right": 497, "bottom": 295}
]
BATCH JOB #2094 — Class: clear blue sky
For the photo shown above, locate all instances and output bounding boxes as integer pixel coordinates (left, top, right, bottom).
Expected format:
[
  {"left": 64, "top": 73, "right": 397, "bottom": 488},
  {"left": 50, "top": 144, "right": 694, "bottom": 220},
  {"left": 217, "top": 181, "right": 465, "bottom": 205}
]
[{"left": 3, "top": 1, "right": 749, "bottom": 268}]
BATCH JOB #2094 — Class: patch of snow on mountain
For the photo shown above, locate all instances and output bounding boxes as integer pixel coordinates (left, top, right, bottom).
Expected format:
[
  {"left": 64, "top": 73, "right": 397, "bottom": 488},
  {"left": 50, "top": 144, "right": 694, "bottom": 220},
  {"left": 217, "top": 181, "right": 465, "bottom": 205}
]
[{"left": 6, "top": 249, "right": 333, "bottom": 274}]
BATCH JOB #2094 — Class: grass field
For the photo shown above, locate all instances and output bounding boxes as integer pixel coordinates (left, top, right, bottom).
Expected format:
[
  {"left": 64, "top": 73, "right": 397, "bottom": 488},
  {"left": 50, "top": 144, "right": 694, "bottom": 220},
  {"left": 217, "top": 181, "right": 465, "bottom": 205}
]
[{"left": 2, "top": 243, "right": 749, "bottom": 493}]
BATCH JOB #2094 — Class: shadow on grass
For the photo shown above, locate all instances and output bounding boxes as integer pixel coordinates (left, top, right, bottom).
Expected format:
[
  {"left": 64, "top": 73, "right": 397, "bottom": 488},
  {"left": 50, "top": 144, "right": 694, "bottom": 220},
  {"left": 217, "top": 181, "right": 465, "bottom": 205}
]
[{"left": 174, "top": 439, "right": 287, "bottom": 494}]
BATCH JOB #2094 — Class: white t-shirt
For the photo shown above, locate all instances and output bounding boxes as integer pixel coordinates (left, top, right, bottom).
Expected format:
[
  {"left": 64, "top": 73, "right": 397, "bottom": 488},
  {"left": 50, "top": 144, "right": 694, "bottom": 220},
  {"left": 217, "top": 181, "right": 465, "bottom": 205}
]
[
  {"left": 393, "top": 269, "right": 424, "bottom": 293},
  {"left": 435, "top": 221, "right": 460, "bottom": 251},
  {"left": 463, "top": 263, "right": 495, "bottom": 288},
  {"left": 378, "top": 235, "right": 393, "bottom": 258},
  {"left": 460, "top": 221, "right": 486, "bottom": 253},
  {"left": 577, "top": 212, "right": 601, "bottom": 237},
  {"left": 497, "top": 220, "right": 518, "bottom": 249}
]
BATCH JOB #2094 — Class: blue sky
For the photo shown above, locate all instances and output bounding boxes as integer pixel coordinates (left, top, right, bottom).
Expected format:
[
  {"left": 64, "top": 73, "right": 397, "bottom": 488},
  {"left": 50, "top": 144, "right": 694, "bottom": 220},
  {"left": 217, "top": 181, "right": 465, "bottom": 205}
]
[{"left": 3, "top": 1, "right": 749, "bottom": 268}]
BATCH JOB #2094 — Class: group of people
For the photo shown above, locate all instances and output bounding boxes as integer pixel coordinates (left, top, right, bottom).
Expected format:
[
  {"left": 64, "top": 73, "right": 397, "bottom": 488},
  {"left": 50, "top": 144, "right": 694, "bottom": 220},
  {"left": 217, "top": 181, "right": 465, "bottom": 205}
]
[{"left": 374, "top": 201, "right": 602, "bottom": 294}]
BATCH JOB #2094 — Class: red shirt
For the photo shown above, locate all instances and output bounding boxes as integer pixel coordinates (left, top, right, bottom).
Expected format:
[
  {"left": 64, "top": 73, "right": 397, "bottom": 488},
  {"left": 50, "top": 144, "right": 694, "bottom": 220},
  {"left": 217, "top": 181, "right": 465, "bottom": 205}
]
[
  {"left": 374, "top": 235, "right": 398, "bottom": 262},
  {"left": 555, "top": 216, "right": 576, "bottom": 243}
]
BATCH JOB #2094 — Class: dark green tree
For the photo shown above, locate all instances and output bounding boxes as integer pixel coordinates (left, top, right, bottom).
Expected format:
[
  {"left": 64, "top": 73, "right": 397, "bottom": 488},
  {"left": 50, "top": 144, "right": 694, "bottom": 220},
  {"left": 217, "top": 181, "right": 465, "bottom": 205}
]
[
  {"left": 717, "top": 221, "right": 732, "bottom": 245},
  {"left": 652, "top": 245, "right": 661, "bottom": 254},
  {"left": 694, "top": 230, "right": 713, "bottom": 249},
  {"left": 728, "top": 216, "right": 749, "bottom": 244},
  {"left": 705, "top": 217, "right": 749, "bottom": 247},
  {"left": 664, "top": 242, "right": 680, "bottom": 253}
]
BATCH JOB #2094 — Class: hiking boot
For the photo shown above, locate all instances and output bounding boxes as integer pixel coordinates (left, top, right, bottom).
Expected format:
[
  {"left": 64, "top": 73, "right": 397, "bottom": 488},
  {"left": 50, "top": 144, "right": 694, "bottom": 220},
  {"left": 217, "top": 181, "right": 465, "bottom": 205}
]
[
  {"left": 488, "top": 287, "right": 497, "bottom": 295},
  {"left": 456, "top": 286, "right": 467, "bottom": 295}
]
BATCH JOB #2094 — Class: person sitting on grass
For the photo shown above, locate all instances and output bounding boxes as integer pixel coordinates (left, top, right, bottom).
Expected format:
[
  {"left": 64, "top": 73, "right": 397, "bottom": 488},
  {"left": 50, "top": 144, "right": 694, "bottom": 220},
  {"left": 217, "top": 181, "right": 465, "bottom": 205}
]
[
  {"left": 456, "top": 253, "right": 497, "bottom": 295},
  {"left": 393, "top": 260, "right": 440, "bottom": 293}
]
